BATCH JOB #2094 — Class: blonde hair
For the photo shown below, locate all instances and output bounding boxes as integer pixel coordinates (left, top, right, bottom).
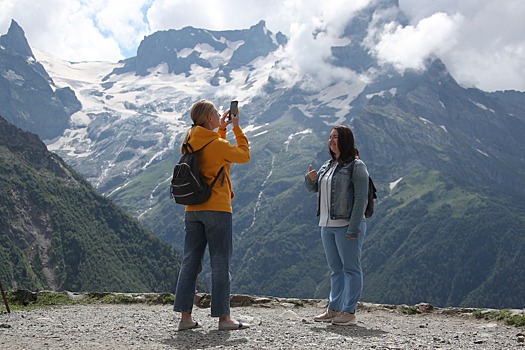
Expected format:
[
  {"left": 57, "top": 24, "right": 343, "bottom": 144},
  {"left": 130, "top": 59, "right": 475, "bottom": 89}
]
[{"left": 180, "top": 99, "right": 216, "bottom": 154}]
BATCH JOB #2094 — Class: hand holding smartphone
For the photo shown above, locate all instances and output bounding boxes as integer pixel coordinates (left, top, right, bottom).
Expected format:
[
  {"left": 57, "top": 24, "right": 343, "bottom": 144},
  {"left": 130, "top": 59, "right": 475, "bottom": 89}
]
[{"left": 228, "top": 100, "right": 238, "bottom": 121}]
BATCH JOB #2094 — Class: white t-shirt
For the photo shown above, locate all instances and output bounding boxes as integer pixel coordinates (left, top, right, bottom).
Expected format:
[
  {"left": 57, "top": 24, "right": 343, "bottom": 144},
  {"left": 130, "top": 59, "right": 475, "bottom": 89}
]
[{"left": 318, "top": 162, "right": 350, "bottom": 227}]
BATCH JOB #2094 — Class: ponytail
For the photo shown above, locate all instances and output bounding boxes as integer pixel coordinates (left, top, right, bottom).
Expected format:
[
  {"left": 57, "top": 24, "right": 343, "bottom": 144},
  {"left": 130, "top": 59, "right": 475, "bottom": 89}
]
[
  {"left": 180, "top": 127, "right": 194, "bottom": 154},
  {"left": 180, "top": 99, "right": 216, "bottom": 154}
]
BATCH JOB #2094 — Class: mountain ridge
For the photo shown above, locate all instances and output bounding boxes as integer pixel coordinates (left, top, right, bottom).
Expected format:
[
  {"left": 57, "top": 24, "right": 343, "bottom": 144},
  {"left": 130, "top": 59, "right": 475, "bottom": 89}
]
[
  {"left": 0, "top": 20, "right": 81, "bottom": 140},
  {"left": 0, "top": 115, "right": 196, "bottom": 293},
  {"left": 1, "top": 0, "right": 524, "bottom": 309}
]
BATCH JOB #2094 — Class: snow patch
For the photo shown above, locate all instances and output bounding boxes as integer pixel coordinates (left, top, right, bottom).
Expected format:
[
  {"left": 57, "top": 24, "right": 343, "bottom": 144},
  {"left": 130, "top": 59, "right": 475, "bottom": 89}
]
[
  {"left": 243, "top": 123, "right": 269, "bottom": 134},
  {"left": 470, "top": 99, "right": 495, "bottom": 113},
  {"left": 252, "top": 130, "right": 269, "bottom": 138},
  {"left": 2, "top": 69, "right": 24, "bottom": 86},
  {"left": 366, "top": 87, "right": 397, "bottom": 99},
  {"left": 476, "top": 149, "right": 489, "bottom": 157},
  {"left": 419, "top": 117, "right": 433, "bottom": 125},
  {"left": 284, "top": 129, "right": 313, "bottom": 151},
  {"left": 390, "top": 177, "right": 403, "bottom": 190}
]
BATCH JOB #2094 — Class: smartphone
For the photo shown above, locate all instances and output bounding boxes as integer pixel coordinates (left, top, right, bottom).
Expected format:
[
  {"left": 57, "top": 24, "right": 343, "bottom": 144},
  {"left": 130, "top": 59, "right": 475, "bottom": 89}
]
[{"left": 228, "top": 100, "right": 238, "bottom": 120}]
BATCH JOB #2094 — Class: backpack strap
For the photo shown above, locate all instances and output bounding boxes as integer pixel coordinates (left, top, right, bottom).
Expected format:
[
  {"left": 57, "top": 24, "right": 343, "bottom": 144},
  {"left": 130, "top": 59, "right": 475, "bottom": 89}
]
[
  {"left": 184, "top": 139, "right": 224, "bottom": 188},
  {"left": 350, "top": 160, "right": 377, "bottom": 199},
  {"left": 182, "top": 143, "right": 193, "bottom": 154},
  {"left": 210, "top": 167, "right": 225, "bottom": 187},
  {"left": 186, "top": 139, "right": 217, "bottom": 154}
]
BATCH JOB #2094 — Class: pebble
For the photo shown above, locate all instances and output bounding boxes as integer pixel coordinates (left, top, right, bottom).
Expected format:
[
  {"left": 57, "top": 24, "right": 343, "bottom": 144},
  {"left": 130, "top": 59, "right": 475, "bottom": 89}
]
[{"left": 0, "top": 303, "right": 523, "bottom": 349}]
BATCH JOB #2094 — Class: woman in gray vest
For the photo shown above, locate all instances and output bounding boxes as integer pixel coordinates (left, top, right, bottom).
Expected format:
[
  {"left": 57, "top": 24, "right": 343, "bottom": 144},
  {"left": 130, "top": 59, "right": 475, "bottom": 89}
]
[{"left": 305, "top": 125, "right": 369, "bottom": 326}]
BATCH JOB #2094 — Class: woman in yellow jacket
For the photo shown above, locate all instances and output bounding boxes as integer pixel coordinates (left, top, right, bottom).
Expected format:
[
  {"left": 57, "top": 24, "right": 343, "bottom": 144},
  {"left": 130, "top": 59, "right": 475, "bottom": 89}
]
[{"left": 174, "top": 99, "right": 250, "bottom": 331}]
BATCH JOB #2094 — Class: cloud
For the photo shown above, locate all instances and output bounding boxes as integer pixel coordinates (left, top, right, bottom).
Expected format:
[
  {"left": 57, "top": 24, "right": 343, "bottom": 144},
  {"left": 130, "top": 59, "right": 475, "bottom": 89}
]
[
  {"left": 89, "top": 0, "right": 151, "bottom": 56},
  {"left": 0, "top": 0, "right": 125, "bottom": 62},
  {"left": 145, "top": 0, "right": 298, "bottom": 35},
  {"left": 145, "top": 0, "right": 371, "bottom": 89},
  {"left": 366, "top": 12, "right": 463, "bottom": 72},
  {"left": 1, "top": 0, "right": 524, "bottom": 91},
  {"left": 265, "top": 0, "right": 371, "bottom": 89},
  {"left": 398, "top": 0, "right": 525, "bottom": 91}
]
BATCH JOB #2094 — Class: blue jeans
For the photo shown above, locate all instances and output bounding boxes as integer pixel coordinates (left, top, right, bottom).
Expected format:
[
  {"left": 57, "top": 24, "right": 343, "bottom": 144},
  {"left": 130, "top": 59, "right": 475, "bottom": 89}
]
[
  {"left": 321, "top": 220, "right": 367, "bottom": 314},
  {"left": 173, "top": 211, "right": 233, "bottom": 317}
]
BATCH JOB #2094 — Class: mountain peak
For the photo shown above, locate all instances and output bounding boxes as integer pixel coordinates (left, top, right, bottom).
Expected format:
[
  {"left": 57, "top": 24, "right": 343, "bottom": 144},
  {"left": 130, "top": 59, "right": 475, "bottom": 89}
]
[
  {"left": 109, "top": 21, "right": 286, "bottom": 80},
  {"left": 250, "top": 20, "right": 267, "bottom": 30},
  {"left": 0, "top": 19, "right": 34, "bottom": 59}
]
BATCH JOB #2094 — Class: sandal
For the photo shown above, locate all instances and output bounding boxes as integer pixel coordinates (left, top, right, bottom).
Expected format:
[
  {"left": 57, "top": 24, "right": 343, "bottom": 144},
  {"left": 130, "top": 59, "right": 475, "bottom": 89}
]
[
  {"left": 177, "top": 321, "right": 203, "bottom": 331},
  {"left": 218, "top": 321, "right": 250, "bottom": 331}
]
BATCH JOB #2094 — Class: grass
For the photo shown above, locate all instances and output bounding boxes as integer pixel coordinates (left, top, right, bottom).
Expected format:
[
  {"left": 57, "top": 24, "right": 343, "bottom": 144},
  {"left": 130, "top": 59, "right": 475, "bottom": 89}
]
[
  {"left": 33, "top": 291, "right": 73, "bottom": 305},
  {"left": 400, "top": 305, "right": 419, "bottom": 315},
  {"left": 396, "top": 306, "right": 525, "bottom": 329},
  {"left": 2, "top": 291, "right": 524, "bottom": 330},
  {"left": 473, "top": 309, "right": 525, "bottom": 328},
  {"left": 0, "top": 290, "right": 175, "bottom": 313}
]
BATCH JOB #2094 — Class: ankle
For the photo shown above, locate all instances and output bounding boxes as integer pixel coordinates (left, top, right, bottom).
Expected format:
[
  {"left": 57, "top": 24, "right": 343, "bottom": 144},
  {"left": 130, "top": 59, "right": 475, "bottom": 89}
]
[
  {"left": 220, "top": 316, "right": 238, "bottom": 323},
  {"left": 180, "top": 312, "right": 193, "bottom": 323}
]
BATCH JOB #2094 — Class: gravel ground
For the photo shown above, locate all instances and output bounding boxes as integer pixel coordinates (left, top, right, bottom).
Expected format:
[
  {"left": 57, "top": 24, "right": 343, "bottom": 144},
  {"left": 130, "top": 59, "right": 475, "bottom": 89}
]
[{"left": 1, "top": 300, "right": 524, "bottom": 349}]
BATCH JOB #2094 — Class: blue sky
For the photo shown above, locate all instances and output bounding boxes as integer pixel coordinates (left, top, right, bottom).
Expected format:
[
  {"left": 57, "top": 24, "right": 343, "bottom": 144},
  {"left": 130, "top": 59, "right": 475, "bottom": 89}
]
[{"left": 1, "top": 0, "right": 524, "bottom": 92}]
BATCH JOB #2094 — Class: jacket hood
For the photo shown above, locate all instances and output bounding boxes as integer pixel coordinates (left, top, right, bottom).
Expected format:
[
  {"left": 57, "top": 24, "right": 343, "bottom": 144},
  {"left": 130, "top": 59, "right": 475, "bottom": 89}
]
[{"left": 186, "top": 126, "right": 220, "bottom": 152}]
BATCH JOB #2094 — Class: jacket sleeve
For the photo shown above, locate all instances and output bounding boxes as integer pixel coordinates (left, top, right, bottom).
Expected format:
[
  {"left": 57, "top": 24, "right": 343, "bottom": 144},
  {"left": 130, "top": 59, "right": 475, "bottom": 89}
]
[
  {"left": 347, "top": 160, "right": 369, "bottom": 238},
  {"left": 305, "top": 174, "right": 318, "bottom": 192},
  {"left": 218, "top": 128, "right": 227, "bottom": 139},
  {"left": 305, "top": 160, "right": 332, "bottom": 192},
  {"left": 220, "top": 125, "right": 250, "bottom": 164}
]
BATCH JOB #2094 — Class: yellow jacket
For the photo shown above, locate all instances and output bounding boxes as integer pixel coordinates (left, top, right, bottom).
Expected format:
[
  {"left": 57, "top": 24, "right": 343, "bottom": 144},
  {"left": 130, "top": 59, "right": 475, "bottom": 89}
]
[{"left": 184, "top": 125, "right": 250, "bottom": 213}]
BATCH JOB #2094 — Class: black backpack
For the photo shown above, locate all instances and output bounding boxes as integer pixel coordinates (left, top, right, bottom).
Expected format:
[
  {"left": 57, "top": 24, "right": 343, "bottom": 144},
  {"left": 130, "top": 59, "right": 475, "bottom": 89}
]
[
  {"left": 170, "top": 140, "right": 224, "bottom": 205},
  {"left": 350, "top": 161, "right": 377, "bottom": 218}
]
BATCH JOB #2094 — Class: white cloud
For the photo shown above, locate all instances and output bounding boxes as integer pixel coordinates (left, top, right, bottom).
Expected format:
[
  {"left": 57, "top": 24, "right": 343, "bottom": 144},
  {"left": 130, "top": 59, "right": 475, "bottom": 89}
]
[
  {"left": 0, "top": 0, "right": 124, "bottom": 62},
  {"left": 88, "top": 0, "right": 151, "bottom": 55},
  {"left": 267, "top": 0, "right": 370, "bottom": 88},
  {"left": 367, "top": 12, "right": 463, "bottom": 72},
  {"left": 145, "top": 0, "right": 345, "bottom": 35},
  {"left": 144, "top": 0, "right": 371, "bottom": 89},
  {"left": 398, "top": 0, "right": 525, "bottom": 91},
  {"left": 1, "top": 0, "right": 524, "bottom": 91}
]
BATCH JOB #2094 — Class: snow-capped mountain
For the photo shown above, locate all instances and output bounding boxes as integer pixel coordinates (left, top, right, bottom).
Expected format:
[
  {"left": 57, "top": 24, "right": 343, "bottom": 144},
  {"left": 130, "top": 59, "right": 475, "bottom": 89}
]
[
  {"left": 0, "top": 20, "right": 80, "bottom": 140},
  {"left": 2, "top": 1, "right": 525, "bottom": 308},
  {"left": 34, "top": 20, "right": 303, "bottom": 193}
]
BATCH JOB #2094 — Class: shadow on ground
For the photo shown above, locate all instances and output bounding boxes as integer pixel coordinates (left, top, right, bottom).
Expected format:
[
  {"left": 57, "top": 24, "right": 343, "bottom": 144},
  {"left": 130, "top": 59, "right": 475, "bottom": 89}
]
[
  {"left": 311, "top": 324, "right": 388, "bottom": 338},
  {"left": 162, "top": 330, "right": 249, "bottom": 348}
]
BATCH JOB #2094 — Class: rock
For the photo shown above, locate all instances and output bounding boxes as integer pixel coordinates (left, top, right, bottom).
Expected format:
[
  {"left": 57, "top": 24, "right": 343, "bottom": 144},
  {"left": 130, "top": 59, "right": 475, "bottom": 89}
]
[
  {"left": 416, "top": 302, "right": 434, "bottom": 313},
  {"left": 0, "top": 302, "right": 522, "bottom": 349},
  {"left": 230, "top": 294, "right": 259, "bottom": 307},
  {"left": 279, "top": 310, "right": 300, "bottom": 320},
  {"left": 317, "top": 299, "right": 329, "bottom": 309},
  {"left": 11, "top": 289, "right": 37, "bottom": 305},
  {"left": 193, "top": 293, "right": 211, "bottom": 308},
  {"left": 65, "top": 291, "right": 86, "bottom": 301}
]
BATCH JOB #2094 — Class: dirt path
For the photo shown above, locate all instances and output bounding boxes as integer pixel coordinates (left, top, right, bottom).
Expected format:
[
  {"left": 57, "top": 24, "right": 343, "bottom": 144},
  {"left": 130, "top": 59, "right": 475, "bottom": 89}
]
[{"left": 1, "top": 300, "right": 523, "bottom": 349}]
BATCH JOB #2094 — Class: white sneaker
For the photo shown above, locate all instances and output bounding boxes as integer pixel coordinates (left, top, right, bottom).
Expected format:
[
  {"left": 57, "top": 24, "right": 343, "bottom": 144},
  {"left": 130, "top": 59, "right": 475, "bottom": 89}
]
[
  {"left": 331, "top": 312, "right": 357, "bottom": 326},
  {"left": 313, "top": 309, "right": 339, "bottom": 322}
]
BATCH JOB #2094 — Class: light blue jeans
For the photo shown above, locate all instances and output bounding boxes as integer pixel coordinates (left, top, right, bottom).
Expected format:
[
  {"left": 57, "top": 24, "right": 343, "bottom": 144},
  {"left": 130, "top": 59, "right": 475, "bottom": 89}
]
[
  {"left": 173, "top": 211, "right": 232, "bottom": 317},
  {"left": 321, "top": 220, "right": 367, "bottom": 314}
]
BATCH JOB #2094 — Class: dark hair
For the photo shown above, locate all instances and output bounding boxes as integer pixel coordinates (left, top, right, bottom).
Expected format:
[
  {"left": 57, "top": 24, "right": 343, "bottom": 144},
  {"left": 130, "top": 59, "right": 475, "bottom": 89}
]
[{"left": 329, "top": 125, "right": 359, "bottom": 164}]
